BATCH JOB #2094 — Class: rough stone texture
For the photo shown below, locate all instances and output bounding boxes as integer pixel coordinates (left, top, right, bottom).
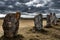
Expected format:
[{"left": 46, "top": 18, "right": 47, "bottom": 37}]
[
  {"left": 46, "top": 14, "right": 51, "bottom": 27},
  {"left": 2, "top": 12, "right": 21, "bottom": 38},
  {"left": 50, "top": 13, "right": 53, "bottom": 24},
  {"left": 34, "top": 14, "right": 43, "bottom": 31},
  {"left": 52, "top": 13, "right": 57, "bottom": 25}
]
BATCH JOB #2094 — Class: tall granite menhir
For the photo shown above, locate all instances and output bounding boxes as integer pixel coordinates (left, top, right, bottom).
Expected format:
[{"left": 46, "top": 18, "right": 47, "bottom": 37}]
[
  {"left": 52, "top": 13, "right": 57, "bottom": 25},
  {"left": 2, "top": 12, "right": 21, "bottom": 38},
  {"left": 34, "top": 14, "right": 43, "bottom": 31},
  {"left": 45, "top": 14, "right": 52, "bottom": 28}
]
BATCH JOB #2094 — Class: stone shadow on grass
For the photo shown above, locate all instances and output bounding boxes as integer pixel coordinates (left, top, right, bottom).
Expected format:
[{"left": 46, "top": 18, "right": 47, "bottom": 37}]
[
  {"left": 44, "top": 25, "right": 53, "bottom": 28},
  {"left": 29, "top": 27, "right": 48, "bottom": 35},
  {"left": 52, "top": 33, "right": 60, "bottom": 39},
  {"left": 0, "top": 34, "right": 24, "bottom": 40},
  {"left": 29, "top": 38, "right": 39, "bottom": 40},
  {"left": 52, "top": 27, "right": 60, "bottom": 31}
]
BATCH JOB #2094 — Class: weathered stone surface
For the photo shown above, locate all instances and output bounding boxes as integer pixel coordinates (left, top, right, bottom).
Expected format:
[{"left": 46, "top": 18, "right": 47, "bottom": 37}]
[
  {"left": 50, "top": 13, "right": 53, "bottom": 24},
  {"left": 46, "top": 14, "right": 51, "bottom": 27},
  {"left": 2, "top": 12, "right": 21, "bottom": 38},
  {"left": 52, "top": 13, "right": 57, "bottom": 25},
  {"left": 34, "top": 14, "right": 43, "bottom": 31}
]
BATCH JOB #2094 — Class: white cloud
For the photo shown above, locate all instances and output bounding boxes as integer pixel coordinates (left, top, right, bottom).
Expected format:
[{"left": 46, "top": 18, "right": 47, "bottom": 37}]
[
  {"left": 49, "top": 8, "right": 60, "bottom": 13},
  {"left": 4, "top": 0, "right": 8, "bottom": 1},
  {"left": 8, "top": 5, "right": 14, "bottom": 8},
  {"left": 50, "top": 8, "right": 60, "bottom": 11},
  {"left": 25, "top": 0, "right": 51, "bottom": 7},
  {"left": 15, "top": 2, "right": 21, "bottom": 6},
  {"left": 25, "top": 1, "right": 33, "bottom": 6},
  {"left": 0, "top": 1, "right": 5, "bottom": 5},
  {"left": 33, "top": 4, "right": 44, "bottom": 7},
  {"left": 49, "top": 2, "right": 54, "bottom": 7}
]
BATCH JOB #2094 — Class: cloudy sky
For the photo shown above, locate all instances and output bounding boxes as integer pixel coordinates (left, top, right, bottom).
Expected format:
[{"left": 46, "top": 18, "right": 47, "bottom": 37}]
[{"left": 0, "top": 0, "right": 60, "bottom": 13}]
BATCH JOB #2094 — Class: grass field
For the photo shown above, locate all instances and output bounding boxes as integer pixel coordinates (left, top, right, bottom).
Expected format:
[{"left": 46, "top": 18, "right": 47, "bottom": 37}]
[{"left": 0, "top": 19, "right": 60, "bottom": 40}]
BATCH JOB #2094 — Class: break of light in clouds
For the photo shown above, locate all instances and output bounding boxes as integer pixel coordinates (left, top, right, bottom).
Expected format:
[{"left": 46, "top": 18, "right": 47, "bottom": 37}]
[{"left": 25, "top": 0, "right": 51, "bottom": 7}]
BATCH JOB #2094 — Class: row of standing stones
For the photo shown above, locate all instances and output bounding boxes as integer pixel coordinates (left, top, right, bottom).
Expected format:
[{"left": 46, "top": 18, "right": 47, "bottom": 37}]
[
  {"left": 2, "top": 12, "right": 57, "bottom": 38},
  {"left": 34, "top": 13, "right": 57, "bottom": 31}
]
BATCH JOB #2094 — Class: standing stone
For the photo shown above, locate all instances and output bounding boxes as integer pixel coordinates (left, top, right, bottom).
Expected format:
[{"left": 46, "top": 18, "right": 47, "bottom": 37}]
[
  {"left": 38, "top": 14, "right": 43, "bottom": 30},
  {"left": 2, "top": 12, "right": 21, "bottom": 38},
  {"left": 50, "top": 13, "right": 53, "bottom": 24},
  {"left": 52, "top": 13, "right": 57, "bottom": 25},
  {"left": 45, "top": 14, "right": 52, "bottom": 28},
  {"left": 34, "top": 14, "right": 43, "bottom": 31}
]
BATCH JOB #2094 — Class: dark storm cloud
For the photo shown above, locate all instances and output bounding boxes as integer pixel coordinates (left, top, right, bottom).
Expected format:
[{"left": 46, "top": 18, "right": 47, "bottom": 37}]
[
  {"left": 18, "top": 0, "right": 32, "bottom": 3},
  {"left": 50, "top": 0, "right": 60, "bottom": 9},
  {"left": 0, "top": 0, "right": 60, "bottom": 13},
  {"left": 45, "top": 0, "right": 60, "bottom": 13}
]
